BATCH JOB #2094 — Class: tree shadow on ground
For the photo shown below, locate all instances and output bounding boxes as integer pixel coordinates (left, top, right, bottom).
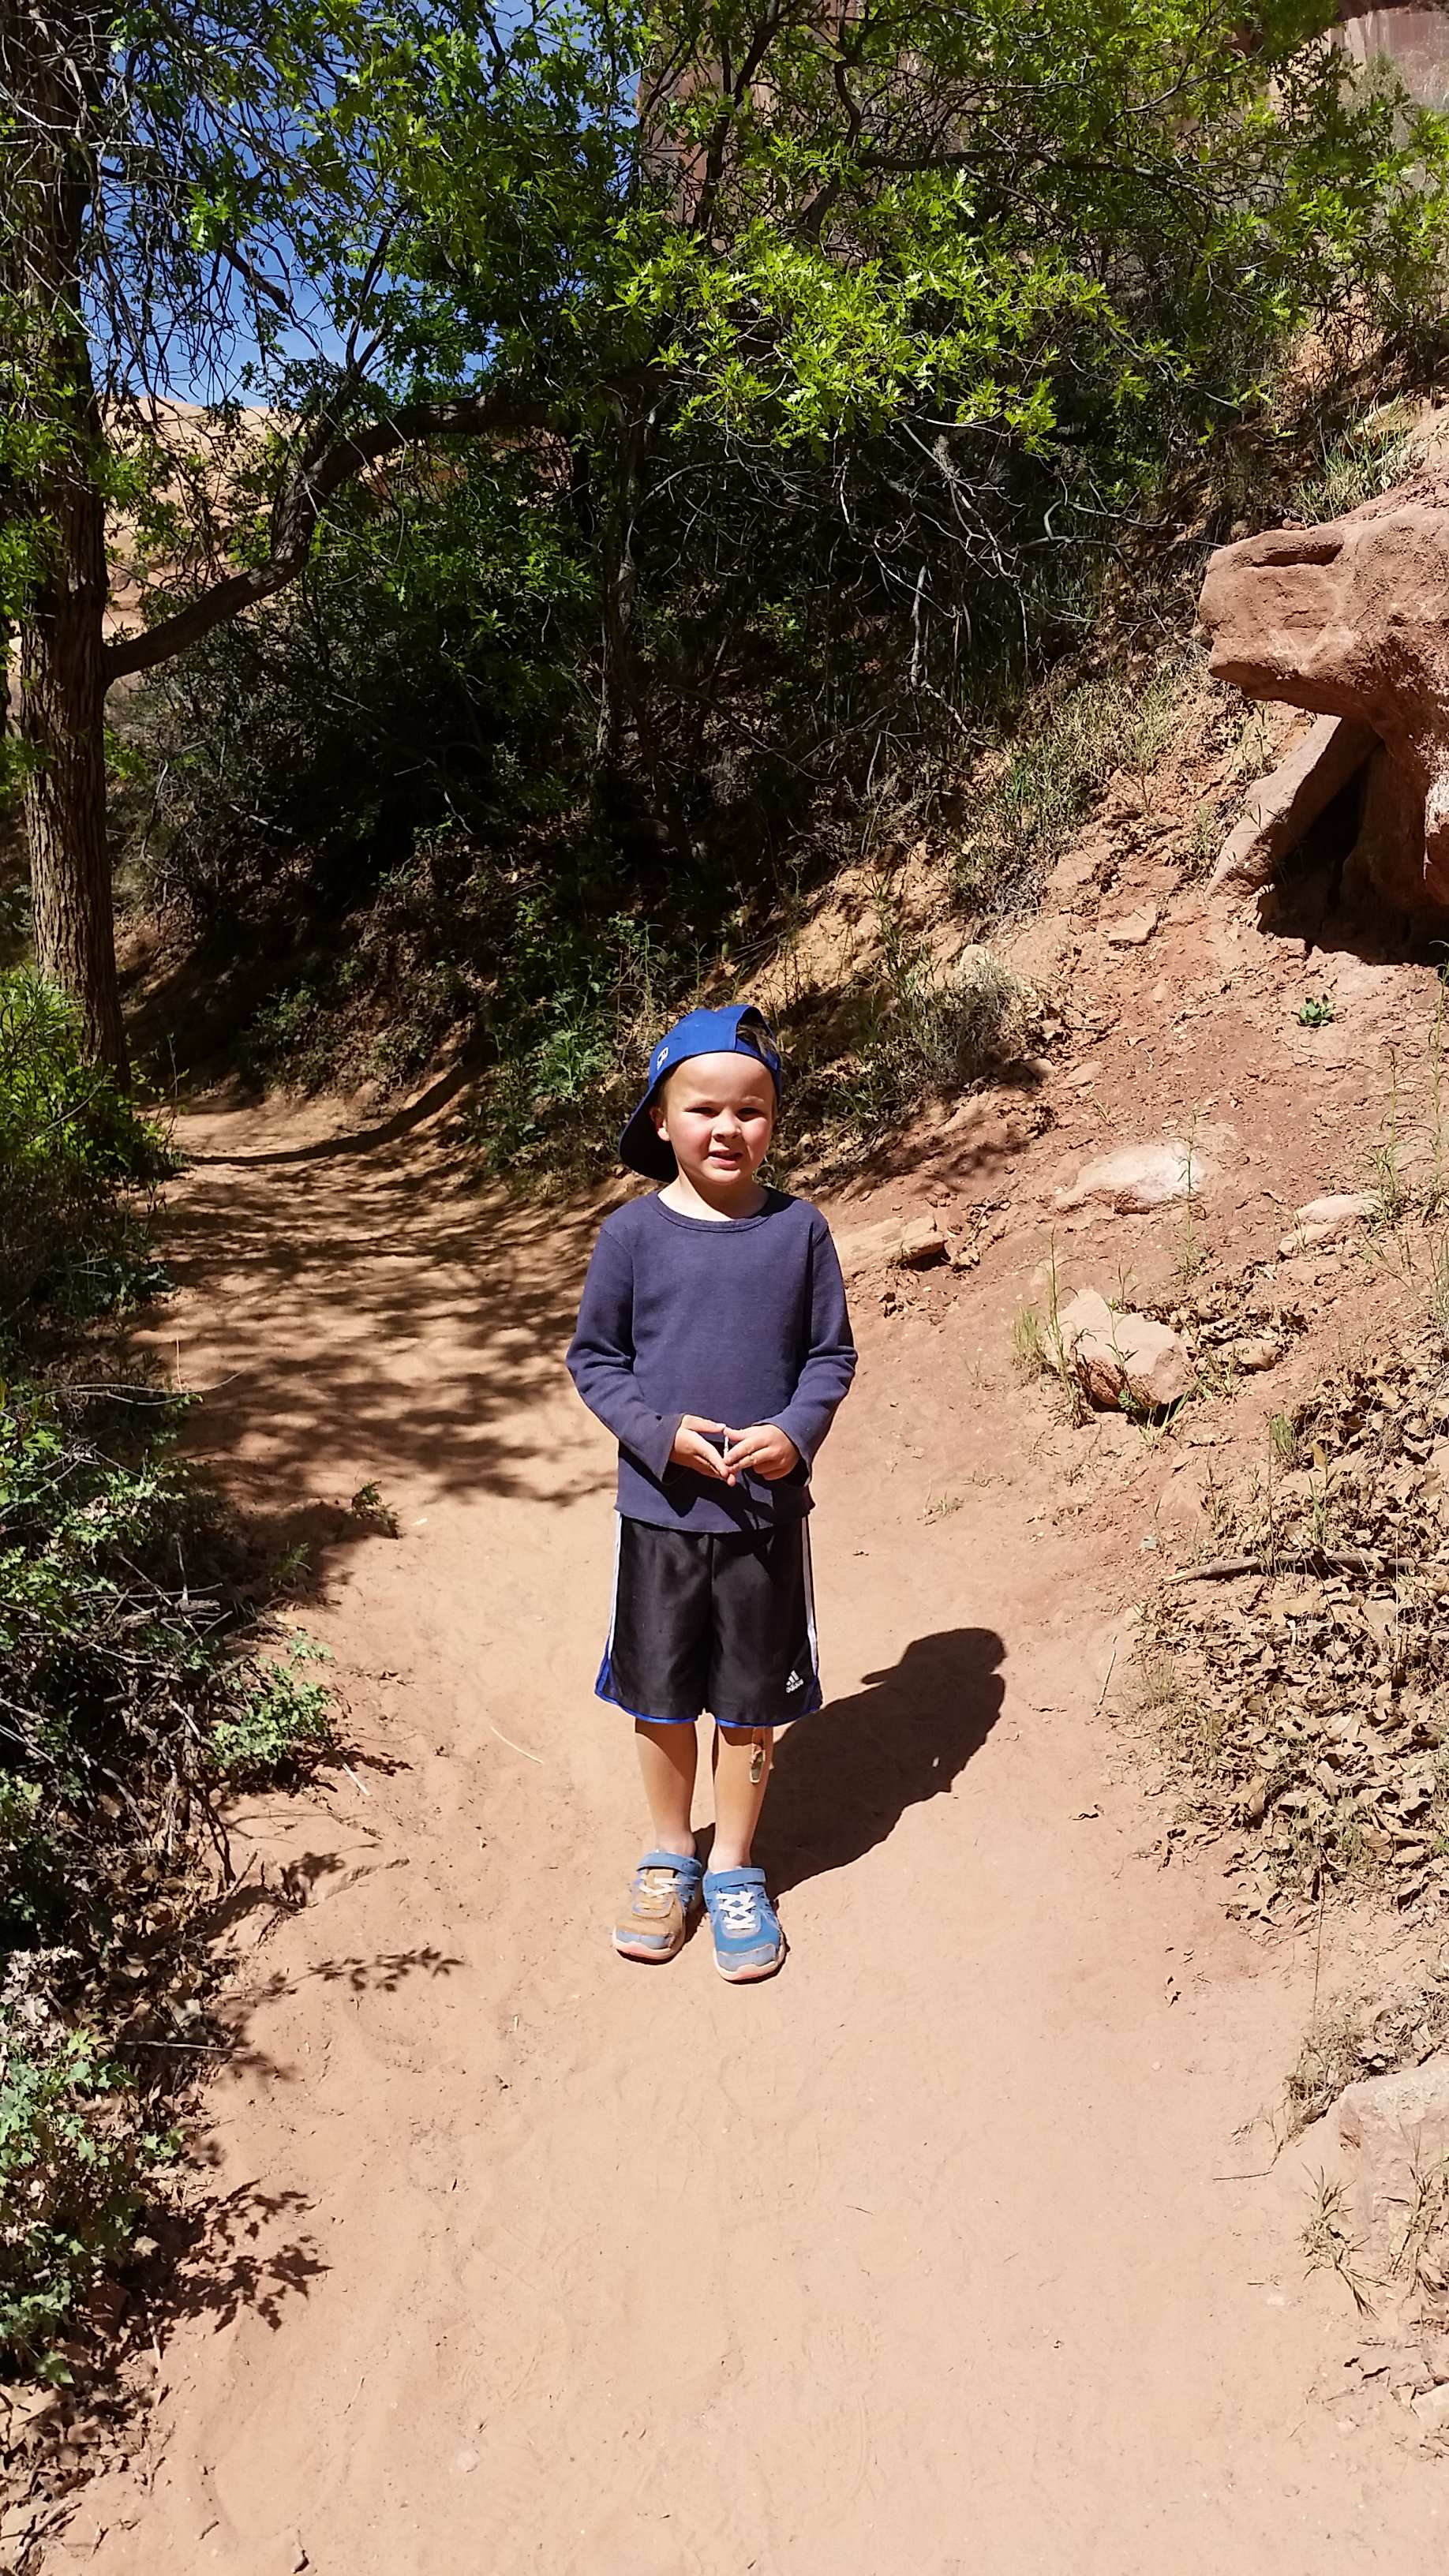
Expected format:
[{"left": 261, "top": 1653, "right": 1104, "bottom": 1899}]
[
  {"left": 144, "top": 2181, "right": 331, "bottom": 2337},
  {"left": 144, "top": 1129, "right": 615, "bottom": 1512},
  {"left": 114, "top": 1941, "right": 464, "bottom": 2363},
  {"left": 756, "top": 1626, "right": 1005, "bottom": 1897}
]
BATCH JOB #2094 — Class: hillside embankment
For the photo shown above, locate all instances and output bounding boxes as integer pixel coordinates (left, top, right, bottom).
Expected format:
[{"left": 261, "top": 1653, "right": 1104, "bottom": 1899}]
[{"left": 26, "top": 693, "right": 1449, "bottom": 2572}]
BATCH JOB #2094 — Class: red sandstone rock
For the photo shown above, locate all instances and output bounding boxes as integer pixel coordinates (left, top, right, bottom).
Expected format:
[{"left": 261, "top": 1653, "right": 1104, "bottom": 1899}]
[
  {"left": 1198, "top": 471, "right": 1449, "bottom": 922},
  {"left": 1208, "top": 714, "right": 1377, "bottom": 893},
  {"left": 1336, "top": 2055, "right": 1449, "bottom": 2261},
  {"left": 1337, "top": 6, "right": 1449, "bottom": 111},
  {"left": 1055, "top": 1288, "right": 1194, "bottom": 1412}
]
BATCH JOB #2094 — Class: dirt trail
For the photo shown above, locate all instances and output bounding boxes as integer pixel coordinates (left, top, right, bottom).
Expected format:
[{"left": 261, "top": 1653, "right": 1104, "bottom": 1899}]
[{"left": 64, "top": 871, "right": 1449, "bottom": 2574}]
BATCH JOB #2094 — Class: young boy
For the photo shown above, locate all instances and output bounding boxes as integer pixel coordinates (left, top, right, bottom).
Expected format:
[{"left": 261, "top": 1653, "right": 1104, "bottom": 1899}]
[{"left": 566, "top": 1003, "right": 856, "bottom": 1983}]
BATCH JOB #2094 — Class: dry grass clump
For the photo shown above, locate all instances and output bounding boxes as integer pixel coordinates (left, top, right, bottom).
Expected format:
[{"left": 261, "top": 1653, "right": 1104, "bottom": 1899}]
[
  {"left": 1011, "top": 1244, "right": 1091, "bottom": 1425},
  {"left": 953, "top": 659, "right": 1188, "bottom": 912},
  {"left": 870, "top": 943, "right": 1029, "bottom": 1099},
  {"left": 1286, "top": 1970, "right": 1449, "bottom": 2134},
  {"left": 1302, "top": 2143, "right": 1449, "bottom": 2369},
  {"left": 1136, "top": 1344, "right": 1449, "bottom": 1926},
  {"left": 1294, "top": 399, "right": 1421, "bottom": 526},
  {"left": 777, "top": 908, "right": 1049, "bottom": 1177}
]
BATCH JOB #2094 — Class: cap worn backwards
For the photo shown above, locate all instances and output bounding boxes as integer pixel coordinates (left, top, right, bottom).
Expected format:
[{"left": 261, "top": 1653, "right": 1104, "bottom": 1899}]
[{"left": 618, "top": 1003, "right": 782, "bottom": 1181}]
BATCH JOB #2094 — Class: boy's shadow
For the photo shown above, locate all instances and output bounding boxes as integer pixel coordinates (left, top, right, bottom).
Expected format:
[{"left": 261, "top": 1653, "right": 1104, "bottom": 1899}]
[{"left": 754, "top": 1627, "right": 1005, "bottom": 1896}]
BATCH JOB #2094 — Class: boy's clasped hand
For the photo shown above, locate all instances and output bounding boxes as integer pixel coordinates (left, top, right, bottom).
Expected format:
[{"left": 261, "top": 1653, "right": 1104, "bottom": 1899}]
[{"left": 669, "top": 1414, "right": 801, "bottom": 1485}]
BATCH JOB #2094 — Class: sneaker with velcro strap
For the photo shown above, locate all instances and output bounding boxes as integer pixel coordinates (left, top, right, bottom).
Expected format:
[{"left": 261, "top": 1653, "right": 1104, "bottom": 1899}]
[{"left": 612, "top": 1850, "right": 703, "bottom": 1963}]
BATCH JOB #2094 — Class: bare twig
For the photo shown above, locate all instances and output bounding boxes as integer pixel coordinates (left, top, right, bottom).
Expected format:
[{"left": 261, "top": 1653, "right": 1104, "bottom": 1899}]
[{"left": 1166, "top": 1547, "right": 1401, "bottom": 1586}]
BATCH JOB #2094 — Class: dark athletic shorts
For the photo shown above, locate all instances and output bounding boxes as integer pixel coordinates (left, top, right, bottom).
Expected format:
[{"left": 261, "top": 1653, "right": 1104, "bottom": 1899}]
[{"left": 595, "top": 1515, "right": 822, "bottom": 1728}]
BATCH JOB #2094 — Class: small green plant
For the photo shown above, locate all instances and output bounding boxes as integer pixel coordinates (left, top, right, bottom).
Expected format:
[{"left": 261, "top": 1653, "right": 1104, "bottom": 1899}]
[
  {"left": 349, "top": 1481, "right": 399, "bottom": 1537},
  {"left": 1369, "top": 1045, "right": 1411, "bottom": 1227},
  {"left": 265, "top": 1539, "right": 312, "bottom": 1594},
  {"left": 1269, "top": 1410, "right": 1299, "bottom": 1466},
  {"left": 1297, "top": 994, "right": 1335, "bottom": 1028},
  {"left": 208, "top": 1631, "right": 334, "bottom": 1783},
  {"left": 1428, "top": 973, "right": 1449, "bottom": 1220},
  {"left": 858, "top": 893, "right": 1027, "bottom": 1115},
  {"left": 1296, "top": 405, "right": 1417, "bottom": 525},
  {"left": 1174, "top": 1118, "right": 1207, "bottom": 1281},
  {"left": 1301, "top": 2172, "right": 1371, "bottom": 2312},
  {"left": 954, "top": 661, "right": 1184, "bottom": 908},
  {"left": 1013, "top": 1305, "right": 1046, "bottom": 1372},
  {"left": 0, "top": 968, "right": 172, "bottom": 1344},
  {"left": 1187, "top": 801, "right": 1219, "bottom": 878},
  {"left": 1234, "top": 705, "right": 1274, "bottom": 784},
  {"left": 0, "top": 2031, "right": 167, "bottom": 2378},
  {"left": 923, "top": 1491, "right": 964, "bottom": 1522},
  {"left": 1132, "top": 1648, "right": 1185, "bottom": 1718},
  {"left": 1389, "top": 2154, "right": 1449, "bottom": 2306},
  {"left": 1426, "top": 1233, "right": 1449, "bottom": 1350},
  {"left": 1012, "top": 1240, "right": 1086, "bottom": 1418},
  {"left": 1122, "top": 669, "right": 1180, "bottom": 814},
  {"left": 1285, "top": 2004, "right": 1366, "bottom": 2133}
]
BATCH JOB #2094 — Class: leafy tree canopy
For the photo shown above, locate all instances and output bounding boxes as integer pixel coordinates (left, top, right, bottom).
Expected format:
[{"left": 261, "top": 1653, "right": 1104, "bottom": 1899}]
[
  {"left": 4, "top": 0, "right": 1449, "bottom": 1059},
  {"left": 6, "top": 0, "right": 1447, "bottom": 650}
]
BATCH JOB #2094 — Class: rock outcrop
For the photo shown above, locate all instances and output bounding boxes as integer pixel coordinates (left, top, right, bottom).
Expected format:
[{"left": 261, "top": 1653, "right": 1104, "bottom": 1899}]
[
  {"left": 1278, "top": 1190, "right": 1380, "bottom": 1255},
  {"left": 1337, "top": 2056, "right": 1449, "bottom": 2249},
  {"left": 1208, "top": 713, "right": 1377, "bottom": 894},
  {"left": 1197, "top": 467, "right": 1449, "bottom": 926},
  {"left": 1336, "top": 5, "right": 1449, "bottom": 111}
]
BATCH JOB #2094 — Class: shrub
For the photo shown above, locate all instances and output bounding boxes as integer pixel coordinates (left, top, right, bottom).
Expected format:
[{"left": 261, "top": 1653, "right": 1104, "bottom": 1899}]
[
  {"left": 0, "top": 957, "right": 343, "bottom": 2383},
  {"left": 844, "top": 867, "right": 1031, "bottom": 1125},
  {"left": 0, "top": 968, "right": 171, "bottom": 1342},
  {"left": 954, "top": 663, "right": 1186, "bottom": 912},
  {"left": 115, "top": 444, "right": 594, "bottom": 1089},
  {"left": 872, "top": 945, "right": 1027, "bottom": 1100},
  {"left": 208, "top": 1632, "right": 334, "bottom": 1784},
  {"left": 1296, "top": 402, "right": 1420, "bottom": 525},
  {"left": 0, "top": 1381, "right": 334, "bottom": 2375},
  {"left": 0, "top": 2031, "right": 161, "bottom": 2377}
]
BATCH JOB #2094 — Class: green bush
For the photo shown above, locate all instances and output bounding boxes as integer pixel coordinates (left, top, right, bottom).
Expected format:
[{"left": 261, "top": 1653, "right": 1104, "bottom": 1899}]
[
  {"left": 954, "top": 664, "right": 1186, "bottom": 912},
  {"left": 208, "top": 1632, "right": 334, "bottom": 1783},
  {"left": 0, "top": 1381, "right": 334, "bottom": 2376},
  {"left": 839, "top": 930, "right": 1029, "bottom": 1137},
  {"left": 0, "top": 2032, "right": 162, "bottom": 2378},
  {"left": 0, "top": 968, "right": 171, "bottom": 1342},
  {"left": 115, "top": 443, "right": 594, "bottom": 1088}
]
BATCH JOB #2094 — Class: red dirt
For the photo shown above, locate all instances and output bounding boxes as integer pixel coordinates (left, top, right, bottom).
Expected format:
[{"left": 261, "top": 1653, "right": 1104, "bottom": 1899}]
[{"left": 58, "top": 841, "right": 1449, "bottom": 2574}]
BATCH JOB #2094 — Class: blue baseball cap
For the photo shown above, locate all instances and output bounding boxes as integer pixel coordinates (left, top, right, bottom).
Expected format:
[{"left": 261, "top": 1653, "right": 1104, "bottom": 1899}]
[{"left": 619, "top": 1003, "right": 782, "bottom": 1181}]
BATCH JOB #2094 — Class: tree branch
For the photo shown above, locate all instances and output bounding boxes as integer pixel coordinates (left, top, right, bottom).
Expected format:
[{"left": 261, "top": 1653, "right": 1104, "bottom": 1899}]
[{"left": 103, "top": 392, "right": 553, "bottom": 682}]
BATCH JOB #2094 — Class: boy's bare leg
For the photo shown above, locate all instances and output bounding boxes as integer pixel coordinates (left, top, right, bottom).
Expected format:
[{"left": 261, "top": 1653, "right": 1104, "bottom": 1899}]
[
  {"left": 635, "top": 1719, "right": 698, "bottom": 1858},
  {"left": 710, "top": 1725, "right": 773, "bottom": 1871}
]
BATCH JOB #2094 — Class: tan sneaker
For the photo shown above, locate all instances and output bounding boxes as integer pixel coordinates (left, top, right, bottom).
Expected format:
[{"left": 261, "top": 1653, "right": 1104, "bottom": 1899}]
[{"left": 613, "top": 1850, "right": 703, "bottom": 1963}]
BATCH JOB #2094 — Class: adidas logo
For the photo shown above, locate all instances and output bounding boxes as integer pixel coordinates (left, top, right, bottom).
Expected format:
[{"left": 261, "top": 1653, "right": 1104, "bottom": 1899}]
[{"left": 785, "top": 1668, "right": 805, "bottom": 1692}]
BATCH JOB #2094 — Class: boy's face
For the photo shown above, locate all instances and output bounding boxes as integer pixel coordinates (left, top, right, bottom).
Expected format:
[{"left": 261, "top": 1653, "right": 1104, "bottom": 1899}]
[{"left": 651, "top": 1050, "right": 777, "bottom": 1189}]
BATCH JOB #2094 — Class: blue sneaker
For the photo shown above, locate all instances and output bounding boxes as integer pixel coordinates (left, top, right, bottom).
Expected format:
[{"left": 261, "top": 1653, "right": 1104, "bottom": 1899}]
[
  {"left": 702, "top": 1866, "right": 784, "bottom": 1983},
  {"left": 613, "top": 1851, "right": 703, "bottom": 1962}
]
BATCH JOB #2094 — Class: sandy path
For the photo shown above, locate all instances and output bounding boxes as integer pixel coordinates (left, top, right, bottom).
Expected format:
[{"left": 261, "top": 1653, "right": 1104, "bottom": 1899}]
[{"left": 63, "top": 1088, "right": 1447, "bottom": 2575}]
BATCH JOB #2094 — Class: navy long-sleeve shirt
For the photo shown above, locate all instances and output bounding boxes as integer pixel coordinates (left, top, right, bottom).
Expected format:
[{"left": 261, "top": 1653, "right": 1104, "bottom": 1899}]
[{"left": 566, "top": 1189, "right": 857, "bottom": 1533}]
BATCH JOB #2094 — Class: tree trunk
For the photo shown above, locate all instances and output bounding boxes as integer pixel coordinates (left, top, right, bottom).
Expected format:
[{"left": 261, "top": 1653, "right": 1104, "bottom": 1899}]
[
  {"left": 593, "top": 411, "right": 692, "bottom": 856},
  {"left": 6, "top": 0, "right": 126, "bottom": 1067},
  {"left": 20, "top": 466, "right": 125, "bottom": 1069},
  {"left": 594, "top": 416, "right": 642, "bottom": 772}
]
